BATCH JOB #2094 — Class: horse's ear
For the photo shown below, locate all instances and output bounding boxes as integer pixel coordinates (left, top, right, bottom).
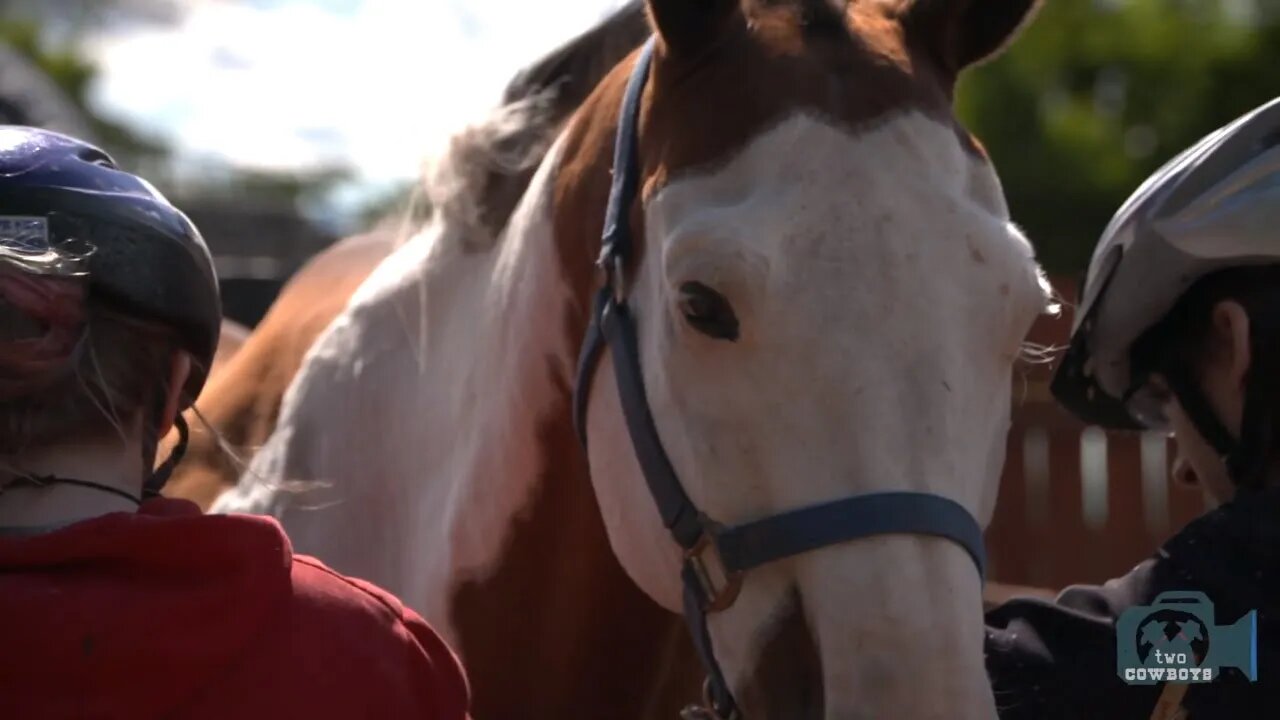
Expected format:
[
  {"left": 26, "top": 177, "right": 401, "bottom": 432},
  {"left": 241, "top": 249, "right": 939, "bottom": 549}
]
[
  {"left": 901, "top": 0, "right": 1041, "bottom": 80},
  {"left": 646, "top": 0, "right": 740, "bottom": 56}
]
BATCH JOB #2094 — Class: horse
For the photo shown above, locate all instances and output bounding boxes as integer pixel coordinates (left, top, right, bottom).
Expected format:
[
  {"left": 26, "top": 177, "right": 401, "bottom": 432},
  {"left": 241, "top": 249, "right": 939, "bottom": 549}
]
[
  {"left": 163, "top": 3, "right": 654, "bottom": 512},
  {"left": 210, "top": 319, "right": 251, "bottom": 377},
  {"left": 161, "top": 230, "right": 398, "bottom": 509},
  {"left": 216, "top": 1, "right": 1053, "bottom": 717},
  {"left": 155, "top": 318, "right": 249, "bottom": 484}
]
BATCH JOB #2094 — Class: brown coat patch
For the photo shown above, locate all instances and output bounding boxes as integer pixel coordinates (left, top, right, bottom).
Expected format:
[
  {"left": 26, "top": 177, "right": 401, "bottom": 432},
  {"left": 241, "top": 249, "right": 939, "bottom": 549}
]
[
  {"left": 450, "top": 373, "right": 702, "bottom": 718},
  {"left": 443, "top": 6, "right": 710, "bottom": 717},
  {"left": 209, "top": 319, "right": 250, "bottom": 378}
]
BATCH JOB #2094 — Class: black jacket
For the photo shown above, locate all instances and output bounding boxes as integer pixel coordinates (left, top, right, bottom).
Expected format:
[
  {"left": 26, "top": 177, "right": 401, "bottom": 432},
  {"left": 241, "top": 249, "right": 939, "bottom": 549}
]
[{"left": 985, "top": 486, "right": 1280, "bottom": 719}]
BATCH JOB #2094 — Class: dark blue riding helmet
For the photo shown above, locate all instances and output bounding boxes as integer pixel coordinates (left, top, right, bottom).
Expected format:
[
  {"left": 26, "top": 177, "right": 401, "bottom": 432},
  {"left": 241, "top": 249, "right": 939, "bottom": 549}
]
[{"left": 0, "top": 126, "right": 220, "bottom": 407}]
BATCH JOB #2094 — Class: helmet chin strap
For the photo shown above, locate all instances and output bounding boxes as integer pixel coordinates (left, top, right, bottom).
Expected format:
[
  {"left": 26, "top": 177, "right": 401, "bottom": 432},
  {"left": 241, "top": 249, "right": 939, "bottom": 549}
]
[
  {"left": 144, "top": 412, "right": 188, "bottom": 498},
  {"left": 1159, "top": 301, "right": 1280, "bottom": 492},
  {"left": 1232, "top": 308, "right": 1280, "bottom": 492},
  {"left": 0, "top": 388, "right": 190, "bottom": 507},
  {"left": 1162, "top": 363, "right": 1261, "bottom": 489},
  {"left": 0, "top": 406, "right": 190, "bottom": 505}
]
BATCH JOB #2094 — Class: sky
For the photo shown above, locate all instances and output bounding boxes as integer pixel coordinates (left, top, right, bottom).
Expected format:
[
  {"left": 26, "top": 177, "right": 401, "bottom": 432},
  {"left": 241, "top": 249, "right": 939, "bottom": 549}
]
[{"left": 82, "top": 0, "right": 628, "bottom": 213}]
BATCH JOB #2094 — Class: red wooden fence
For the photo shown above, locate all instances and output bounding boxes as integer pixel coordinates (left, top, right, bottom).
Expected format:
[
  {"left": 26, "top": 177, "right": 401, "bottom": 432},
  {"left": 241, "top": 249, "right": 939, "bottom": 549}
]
[{"left": 984, "top": 276, "right": 1211, "bottom": 590}]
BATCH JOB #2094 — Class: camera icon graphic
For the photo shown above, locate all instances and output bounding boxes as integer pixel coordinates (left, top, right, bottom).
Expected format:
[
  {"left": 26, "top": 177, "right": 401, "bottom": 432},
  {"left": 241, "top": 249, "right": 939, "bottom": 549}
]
[{"left": 1116, "top": 591, "right": 1257, "bottom": 685}]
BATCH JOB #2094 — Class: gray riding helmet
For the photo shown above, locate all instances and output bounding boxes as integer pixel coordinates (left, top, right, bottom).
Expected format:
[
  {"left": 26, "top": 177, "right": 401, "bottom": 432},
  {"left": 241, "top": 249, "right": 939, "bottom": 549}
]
[{"left": 1052, "top": 95, "right": 1280, "bottom": 430}]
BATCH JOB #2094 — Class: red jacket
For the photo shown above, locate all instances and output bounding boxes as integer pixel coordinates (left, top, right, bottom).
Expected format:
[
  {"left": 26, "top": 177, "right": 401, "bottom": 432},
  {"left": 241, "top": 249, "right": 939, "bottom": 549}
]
[{"left": 0, "top": 498, "right": 470, "bottom": 719}]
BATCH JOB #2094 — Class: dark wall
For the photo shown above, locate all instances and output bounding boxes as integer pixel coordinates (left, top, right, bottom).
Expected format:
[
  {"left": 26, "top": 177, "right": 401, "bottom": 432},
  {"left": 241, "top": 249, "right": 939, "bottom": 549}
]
[
  {"left": 179, "top": 198, "right": 336, "bottom": 329},
  {"left": 219, "top": 277, "right": 287, "bottom": 328}
]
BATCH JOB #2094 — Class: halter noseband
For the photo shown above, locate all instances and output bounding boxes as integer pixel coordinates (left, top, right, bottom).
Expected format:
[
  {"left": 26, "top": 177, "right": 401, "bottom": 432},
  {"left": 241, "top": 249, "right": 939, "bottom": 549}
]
[{"left": 571, "top": 36, "right": 988, "bottom": 720}]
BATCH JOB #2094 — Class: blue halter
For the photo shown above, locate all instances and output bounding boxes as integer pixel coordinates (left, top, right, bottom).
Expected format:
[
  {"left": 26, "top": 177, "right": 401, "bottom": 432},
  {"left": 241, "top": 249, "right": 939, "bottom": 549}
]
[{"left": 572, "top": 36, "right": 987, "bottom": 720}]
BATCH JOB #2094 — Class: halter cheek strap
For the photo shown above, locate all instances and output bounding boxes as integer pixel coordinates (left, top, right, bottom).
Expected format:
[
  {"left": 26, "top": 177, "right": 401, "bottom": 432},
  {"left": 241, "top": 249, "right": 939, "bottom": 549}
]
[{"left": 571, "top": 36, "right": 988, "bottom": 720}]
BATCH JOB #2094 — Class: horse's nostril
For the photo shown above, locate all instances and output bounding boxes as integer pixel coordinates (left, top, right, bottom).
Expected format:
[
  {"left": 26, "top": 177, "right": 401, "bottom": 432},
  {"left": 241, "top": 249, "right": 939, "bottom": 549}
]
[{"left": 1171, "top": 456, "right": 1199, "bottom": 487}]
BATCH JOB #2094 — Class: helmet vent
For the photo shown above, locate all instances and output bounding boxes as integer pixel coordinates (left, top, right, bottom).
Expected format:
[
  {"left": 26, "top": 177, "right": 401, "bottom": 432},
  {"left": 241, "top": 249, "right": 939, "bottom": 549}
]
[{"left": 76, "top": 146, "right": 116, "bottom": 169}]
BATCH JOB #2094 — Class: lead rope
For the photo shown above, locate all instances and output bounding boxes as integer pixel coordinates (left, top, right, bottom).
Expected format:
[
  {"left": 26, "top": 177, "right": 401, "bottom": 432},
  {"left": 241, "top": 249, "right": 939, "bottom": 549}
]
[
  {"left": 1149, "top": 682, "right": 1189, "bottom": 720},
  {"left": 680, "top": 568, "right": 741, "bottom": 720}
]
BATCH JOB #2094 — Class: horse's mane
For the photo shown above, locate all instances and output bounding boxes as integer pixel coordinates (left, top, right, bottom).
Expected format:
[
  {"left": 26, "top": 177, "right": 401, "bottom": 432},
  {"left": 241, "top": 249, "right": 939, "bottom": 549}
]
[{"left": 385, "top": 1, "right": 650, "bottom": 250}]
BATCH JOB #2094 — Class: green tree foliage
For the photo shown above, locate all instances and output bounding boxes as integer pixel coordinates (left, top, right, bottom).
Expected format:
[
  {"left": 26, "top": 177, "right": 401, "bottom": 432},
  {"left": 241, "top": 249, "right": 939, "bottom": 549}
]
[{"left": 957, "top": 0, "right": 1280, "bottom": 276}]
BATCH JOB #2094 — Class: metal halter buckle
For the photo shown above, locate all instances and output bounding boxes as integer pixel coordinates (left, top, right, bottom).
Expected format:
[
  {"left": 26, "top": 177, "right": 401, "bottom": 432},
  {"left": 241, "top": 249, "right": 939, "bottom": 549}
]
[
  {"left": 596, "top": 252, "right": 629, "bottom": 305},
  {"left": 685, "top": 522, "right": 744, "bottom": 613},
  {"left": 610, "top": 254, "right": 627, "bottom": 304},
  {"left": 679, "top": 679, "right": 742, "bottom": 720}
]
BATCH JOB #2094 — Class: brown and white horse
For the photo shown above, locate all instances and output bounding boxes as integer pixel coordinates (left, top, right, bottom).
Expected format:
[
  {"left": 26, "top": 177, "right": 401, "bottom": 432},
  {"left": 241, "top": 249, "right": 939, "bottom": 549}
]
[
  {"left": 161, "top": 230, "right": 398, "bottom": 509},
  {"left": 217, "top": 1, "right": 1052, "bottom": 717},
  {"left": 163, "top": 3, "right": 654, "bottom": 511},
  {"left": 210, "top": 319, "right": 251, "bottom": 377}
]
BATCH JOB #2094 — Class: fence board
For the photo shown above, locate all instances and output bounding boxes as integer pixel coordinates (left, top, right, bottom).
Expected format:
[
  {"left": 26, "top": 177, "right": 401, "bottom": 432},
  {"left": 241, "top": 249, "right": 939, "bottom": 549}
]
[{"left": 985, "top": 275, "right": 1211, "bottom": 592}]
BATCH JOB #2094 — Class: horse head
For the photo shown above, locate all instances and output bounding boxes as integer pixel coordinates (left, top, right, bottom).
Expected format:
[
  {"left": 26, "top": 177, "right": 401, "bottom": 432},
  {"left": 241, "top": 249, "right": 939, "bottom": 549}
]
[{"left": 556, "top": 1, "right": 1051, "bottom": 716}]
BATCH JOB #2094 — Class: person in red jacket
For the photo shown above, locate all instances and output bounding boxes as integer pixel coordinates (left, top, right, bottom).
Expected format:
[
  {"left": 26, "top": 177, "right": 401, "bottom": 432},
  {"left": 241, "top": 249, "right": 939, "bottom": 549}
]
[{"left": 0, "top": 127, "right": 470, "bottom": 720}]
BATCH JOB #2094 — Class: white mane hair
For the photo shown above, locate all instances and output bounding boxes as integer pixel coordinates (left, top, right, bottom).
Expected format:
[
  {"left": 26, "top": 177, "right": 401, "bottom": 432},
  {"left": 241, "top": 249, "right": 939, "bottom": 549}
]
[
  {"left": 212, "top": 81, "right": 585, "bottom": 629},
  {"left": 218, "top": 82, "right": 570, "bottom": 504},
  {"left": 374, "top": 88, "right": 561, "bottom": 255}
]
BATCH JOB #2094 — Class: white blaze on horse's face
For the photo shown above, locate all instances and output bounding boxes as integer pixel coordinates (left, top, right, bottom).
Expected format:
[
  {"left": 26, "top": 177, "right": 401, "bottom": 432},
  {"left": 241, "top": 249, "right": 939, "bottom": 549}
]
[
  {"left": 586, "top": 110, "right": 1046, "bottom": 717},
  {"left": 578, "top": 1, "right": 1049, "bottom": 716}
]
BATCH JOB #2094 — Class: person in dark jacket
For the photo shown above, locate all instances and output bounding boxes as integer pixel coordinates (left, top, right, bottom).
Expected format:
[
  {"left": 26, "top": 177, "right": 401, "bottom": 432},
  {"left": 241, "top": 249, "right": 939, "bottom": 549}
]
[
  {"left": 0, "top": 127, "right": 471, "bottom": 719},
  {"left": 985, "top": 96, "right": 1280, "bottom": 720}
]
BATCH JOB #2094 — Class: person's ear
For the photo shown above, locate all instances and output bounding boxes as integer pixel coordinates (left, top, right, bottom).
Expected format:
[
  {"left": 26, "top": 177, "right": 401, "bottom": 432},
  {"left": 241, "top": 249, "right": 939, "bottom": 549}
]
[
  {"left": 157, "top": 351, "right": 192, "bottom": 439},
  {"left": 1212, "top": 300, "right": 1252, "bottom": 391}
]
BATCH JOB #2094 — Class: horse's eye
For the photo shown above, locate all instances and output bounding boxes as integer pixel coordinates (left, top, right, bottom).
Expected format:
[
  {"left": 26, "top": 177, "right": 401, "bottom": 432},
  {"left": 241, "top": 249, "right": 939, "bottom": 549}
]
[{"left": 678, "top": 282, "right": 739, "bottom": 341}]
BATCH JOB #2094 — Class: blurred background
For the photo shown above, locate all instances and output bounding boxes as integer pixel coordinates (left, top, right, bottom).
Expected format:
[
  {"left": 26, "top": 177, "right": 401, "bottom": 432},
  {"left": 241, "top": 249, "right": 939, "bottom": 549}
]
[
  {"left": 0, "top": 0, "right": 630, "bottom": 324},
  {"left": 952, "top": 0, "right": 1280, "bottom": 588},
  {"left": 6, "top": 0, "right": 1280, "bottom": 587},
  {"left": 958, "top": 0, "right": 1280, "bottom": 277},
  {"left": 4, "top": 0, "right": 1279, "bottom": 321}
]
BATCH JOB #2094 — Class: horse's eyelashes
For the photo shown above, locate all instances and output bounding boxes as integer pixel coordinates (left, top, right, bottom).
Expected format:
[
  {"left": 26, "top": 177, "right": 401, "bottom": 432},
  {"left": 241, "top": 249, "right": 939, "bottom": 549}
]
[{"left": 678, "top": 281, "right": 739, "bottom": 342}]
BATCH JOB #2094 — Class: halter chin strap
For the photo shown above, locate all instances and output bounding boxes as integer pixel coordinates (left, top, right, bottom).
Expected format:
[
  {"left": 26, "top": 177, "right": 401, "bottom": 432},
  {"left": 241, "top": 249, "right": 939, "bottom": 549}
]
[{"left": 571, "top": 36, "right": 987, "bottom": 720}]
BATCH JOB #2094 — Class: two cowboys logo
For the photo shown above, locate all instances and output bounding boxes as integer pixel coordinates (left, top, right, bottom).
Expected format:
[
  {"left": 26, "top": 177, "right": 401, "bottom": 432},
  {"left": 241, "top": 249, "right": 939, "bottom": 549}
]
[{"left": 1116, "top": 591, "right": 1257, "bottom": 685}]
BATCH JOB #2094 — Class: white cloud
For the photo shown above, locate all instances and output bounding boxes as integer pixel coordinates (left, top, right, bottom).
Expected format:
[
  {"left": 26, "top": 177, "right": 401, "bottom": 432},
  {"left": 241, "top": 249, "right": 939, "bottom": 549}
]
[{"left": 85, "top": 0, "right": 630, "bottom": 186}]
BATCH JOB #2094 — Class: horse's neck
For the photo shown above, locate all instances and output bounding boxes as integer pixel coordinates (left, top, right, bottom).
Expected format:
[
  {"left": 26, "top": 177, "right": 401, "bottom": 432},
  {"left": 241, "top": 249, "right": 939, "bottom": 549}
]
[
  {"left": 217, "top": 133, "right": 702, "bottom": 717},
  {"left": 407, "top": 136, "right": 703, "bottom": 718},
  {"left": 218, "top": 137, "right": 574, "bottom": 616}
]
